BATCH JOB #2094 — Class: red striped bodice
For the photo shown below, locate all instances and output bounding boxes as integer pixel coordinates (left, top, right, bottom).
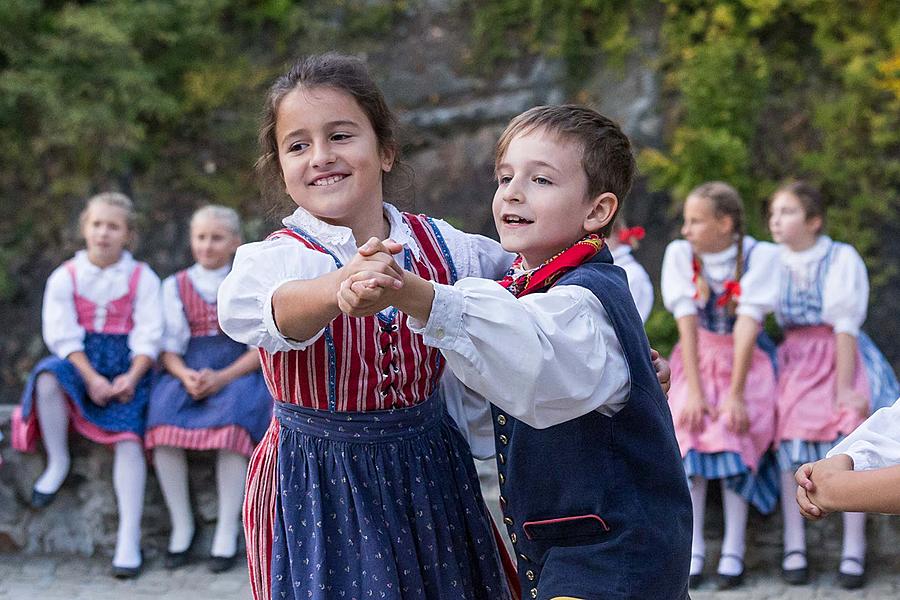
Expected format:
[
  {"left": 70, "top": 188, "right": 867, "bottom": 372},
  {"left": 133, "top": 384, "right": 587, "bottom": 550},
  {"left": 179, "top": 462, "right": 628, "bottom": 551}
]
[
  {"left": 66, "top": 260, "right": 142, "bottom": 334},
  {"left": 176, "top": 270, "right": 221, "bottom": 337},
  {"left": 259, "top": 213, "right": 457, "bottom": 412}
]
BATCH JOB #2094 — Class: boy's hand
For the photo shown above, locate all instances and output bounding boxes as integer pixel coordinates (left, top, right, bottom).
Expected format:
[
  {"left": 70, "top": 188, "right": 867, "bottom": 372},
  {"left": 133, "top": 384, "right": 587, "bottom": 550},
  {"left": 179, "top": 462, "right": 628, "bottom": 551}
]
[
  {"left": 341, "top": 237, "right": 405, "bottom": 288},
  {"left": 836, "top": 386, "right": 868, "bottom": 420},
  {"left": 337, "top": 273, "right": 401, "bottom": 317},
  {"left": 720, "top": 391, "right": 749, "bottom": 434},
  {"left": 86, "top": 373, "right": 115, "bottom": 407},
  {"left": 110, "top": 373, "right": 137, "bottom": 403},
  {"left": 650, "top": 349, "right": 671, "bottom": 395},
  {"left": 795, "top": 454, "right": 853, "bottom": 520},
  {"left": 679, "top": 388, "right": 715, "bottom": 433}
]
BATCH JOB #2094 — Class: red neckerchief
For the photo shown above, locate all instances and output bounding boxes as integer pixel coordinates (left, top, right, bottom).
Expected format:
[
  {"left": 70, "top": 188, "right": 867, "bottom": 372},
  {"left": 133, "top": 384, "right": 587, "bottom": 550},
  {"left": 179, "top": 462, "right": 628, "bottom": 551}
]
[
  {"left": 616, "top": 225, "right": 645, "bottom": 246},
  {"left": 499, "top": 234, "right": 606, "bottom": 298},
  {"left": 691, "top": 255, "right": 741, "bottom": 307}
]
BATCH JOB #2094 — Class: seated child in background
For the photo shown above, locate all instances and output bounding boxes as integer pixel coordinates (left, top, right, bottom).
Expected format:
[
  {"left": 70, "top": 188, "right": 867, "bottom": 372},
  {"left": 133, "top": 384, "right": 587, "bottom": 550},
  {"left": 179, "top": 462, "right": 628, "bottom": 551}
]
[
  {"left": 339, "top": 105, "right": 692, "bottom": 600},
  {"left": 796, "top": 397, "right": 900, "bottom": 518},
  {"left": 607, "top": 219, "right": 653, "bottom": 323},
  {"left": 145, "top": 205, "right": 272, "bottom": 573}
]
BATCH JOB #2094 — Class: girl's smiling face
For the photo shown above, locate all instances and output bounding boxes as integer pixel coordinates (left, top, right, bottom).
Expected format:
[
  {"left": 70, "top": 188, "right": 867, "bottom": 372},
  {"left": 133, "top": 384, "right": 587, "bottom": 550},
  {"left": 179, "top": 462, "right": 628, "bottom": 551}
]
[
  {"left": 82, "top": 202, "right": 131, "bottom": 268},
  {"left": 680, "top": 194, "right": 735, "bottom": 254},
  {"left": 275, "top": 86, "right": 394, "bottom": 237},
  {"left": 768, "top": 190, "right": 821, "bottom": 251},
  {"left": 190, "top": 217, "right": 240, "bottom": 270}
]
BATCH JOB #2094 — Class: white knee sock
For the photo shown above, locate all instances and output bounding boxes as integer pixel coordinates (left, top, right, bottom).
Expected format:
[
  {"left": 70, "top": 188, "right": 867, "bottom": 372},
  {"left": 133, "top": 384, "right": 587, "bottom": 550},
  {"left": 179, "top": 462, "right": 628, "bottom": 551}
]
[
  {"left": 211, "top": 450, "right": 248, "bottom": 558},
  {"left": 33, "top": 373, "right": 71, "bottom": 494},
  {"left": 112, "top": 440, "right": 146, "bottom": 568},
  {"left": 153, "top": 446, "right": 195, "bottom": 553},
  {"left": 718, "top": 482, "right": 748, "bottom": 576},
  {"left": 689, "top": 477, "right": 708, "bottom": 575},
  {"left": 780, "top": 470, "right": 807, "bottom": 569},
  {"left": 840, "top": 512, "right": 866, "bottom": 575}
]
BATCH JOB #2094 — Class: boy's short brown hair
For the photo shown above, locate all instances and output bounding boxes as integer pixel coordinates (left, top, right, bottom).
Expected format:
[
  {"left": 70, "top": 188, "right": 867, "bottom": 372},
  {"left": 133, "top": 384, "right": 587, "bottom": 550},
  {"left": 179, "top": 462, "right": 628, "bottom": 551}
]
[{"left": 495, "top": 105, "right": 635, "bottom": 235}]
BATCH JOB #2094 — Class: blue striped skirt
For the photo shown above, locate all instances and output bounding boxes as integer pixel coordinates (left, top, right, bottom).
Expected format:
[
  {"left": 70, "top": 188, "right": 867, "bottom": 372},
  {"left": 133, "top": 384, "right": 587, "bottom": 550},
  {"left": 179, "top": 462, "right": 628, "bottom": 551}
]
[
  {"left": 684, "top": 450, "right": 780, "bottom": 514},
  {"left": 775, "top": 438, "right": 843, "bottom": 473},
  {"left": 270, "top": 396, "right": 510, "bottom": 600}
]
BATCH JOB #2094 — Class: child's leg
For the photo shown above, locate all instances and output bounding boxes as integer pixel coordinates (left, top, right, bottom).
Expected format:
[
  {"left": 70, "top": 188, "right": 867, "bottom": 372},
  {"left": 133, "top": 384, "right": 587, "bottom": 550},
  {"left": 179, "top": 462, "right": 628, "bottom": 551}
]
[
  {"left": 840, "top": 512, "right": 866, "bottom": 575},
  {"left": 718, "top": 481, "right": 748, "bottom": 576},
  {"left": 211, "top": 450, "right": 248, "bottom": 558},
  {"left": 153, "top": 446, "right": 195, "bottom": 553},
  {"left": 112, "top": 439, "right": 146, "bottom": 568},
  {"left": 689, "top": 476, "right": 708, "bottom": 575},
  {"left": 33, "top": 373, "right": 71, "bottom": 494},
  {"left": 780, "top": 469, "right": 807, "bottom": 569}
]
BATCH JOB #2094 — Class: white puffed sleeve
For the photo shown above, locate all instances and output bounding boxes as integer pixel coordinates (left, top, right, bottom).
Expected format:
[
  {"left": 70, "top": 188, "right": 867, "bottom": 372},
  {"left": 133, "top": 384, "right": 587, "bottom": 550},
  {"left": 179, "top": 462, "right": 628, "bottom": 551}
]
[
  {"left": 661, "top": 240, "right": 698, "bottom": 320},
  {"left": 822, "top": 244, "right": 869, "bottom": 336},
  {"left": 440, "top": 372, "right": 495, "bottom": 459},
  {"left": 827, "top": 399, "right": 900, "bottom": 470},
  {"left": 160, "top": 275, "right": 190, "bottom": 354},
  {"left": 430, "top": 219, "right": 515, "bottom": 280},
  {"left": 410, "top": 279, "right": 629, "bottom": 429},
  {"left": 217, "top": 237, "right": 340, "bottom": 353},
  {"left": 127, "top": 266, "right": 163, "bottom": 360},
  {"left": 42, "top": 265, "right": 85, "bottom": 359},
  {"left": 735, "top": 240, "right": 779, "bottom": 323},
  {"left": 622, "top": 261, "right": 654, "bottom": 323}
]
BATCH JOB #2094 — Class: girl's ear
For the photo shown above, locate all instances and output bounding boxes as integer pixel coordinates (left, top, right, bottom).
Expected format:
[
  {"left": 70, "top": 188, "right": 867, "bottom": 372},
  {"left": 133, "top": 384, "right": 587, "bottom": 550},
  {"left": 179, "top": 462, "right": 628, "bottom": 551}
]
[
  {"left": 807, "top": 214, "right": 824, "bottom": 235},
  {"left": 380, "top": 147, "right": 395, "bottom": 173},
  {"left": 584, "top": 192, "right": 618, "bottom": 233},
  {"left": 716, "top": 213, "right": 735, "bottom": 238}
]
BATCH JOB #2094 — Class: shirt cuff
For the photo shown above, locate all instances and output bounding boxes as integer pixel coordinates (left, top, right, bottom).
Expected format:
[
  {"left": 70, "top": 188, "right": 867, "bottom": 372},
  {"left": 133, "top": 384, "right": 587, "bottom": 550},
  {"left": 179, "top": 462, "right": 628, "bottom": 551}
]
[
  {"left": 735, "top": 304, "right": 765, "bottom": 323},
  {"left": 830, "top": 318, "right": 860, "bottom": 337},
  {"left": 262, "top": 278, "right": 323, "bottom": 350},
  {"left": 671, "top": 298, "right": 698, "bottom": 320},
  {"left": 408, "top": 282, "right": 464, "bottom": 349},
  {"left": 826, "top": 445, "right": 872, "bottom": 471}
]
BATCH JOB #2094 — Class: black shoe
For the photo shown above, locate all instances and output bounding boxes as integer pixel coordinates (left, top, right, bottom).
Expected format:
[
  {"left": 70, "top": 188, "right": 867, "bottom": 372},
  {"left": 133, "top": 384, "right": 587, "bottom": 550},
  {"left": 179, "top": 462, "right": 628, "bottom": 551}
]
[
  {"left": 715, "top": 554, "right": 744, "bottom": 590},
  {"left": 111, "top": 553, "right": 143, "bottom": 579},
  {"left": 688, "top": 553, "right": 705, "bottom": 589},
  {"left": 838, "top": 557, "right": 865, "bottom": 590},
  {"left": 30, "top": 488, "right": 58, "bottom": 509},
  {"left": 781, "top": 550, "right": 809, "bottom": 585},
  {"left": 164, "top": 529, "right": 198, "bottom": 570},
  {"left": 208, "top": 553, "right": 238, "bottom": 573}
]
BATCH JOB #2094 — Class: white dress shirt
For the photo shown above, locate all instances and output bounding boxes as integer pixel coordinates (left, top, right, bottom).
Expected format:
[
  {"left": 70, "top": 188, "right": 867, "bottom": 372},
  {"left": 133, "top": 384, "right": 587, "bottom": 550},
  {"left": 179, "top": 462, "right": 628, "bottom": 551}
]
[
  {"left": 161, "top": 263, "right": 231, "bottom": 354},
  {"left": 827, "top": 398, "right": 900, "bottom": 470},
  {"left": 42, "top": 250, "right": 163, "bottom": 360},
  {"left": 661, "top": 236, "right": 779, "bottom": 324},
  {"left": 611, "top": 245, "right": 654, "bottom": 323}
]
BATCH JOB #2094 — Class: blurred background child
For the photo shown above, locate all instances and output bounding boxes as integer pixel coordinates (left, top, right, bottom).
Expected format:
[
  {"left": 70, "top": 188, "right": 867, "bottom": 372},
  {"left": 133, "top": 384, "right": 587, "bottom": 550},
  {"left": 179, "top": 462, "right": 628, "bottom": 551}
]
[
  {"left": 607, "top": 219, "right": 653, "bottom": 323},
  {"left": 769, "top": 180, "right": 900, "bottom": 588},
  {"left": 12, "top": 192, "right": 162, "bottom": 578},
  {"left": 662, "top": 181, "right": 780, "bottom": 590},
  {"left": 145, "top": 205, "right": 272, "bottom": 573}
]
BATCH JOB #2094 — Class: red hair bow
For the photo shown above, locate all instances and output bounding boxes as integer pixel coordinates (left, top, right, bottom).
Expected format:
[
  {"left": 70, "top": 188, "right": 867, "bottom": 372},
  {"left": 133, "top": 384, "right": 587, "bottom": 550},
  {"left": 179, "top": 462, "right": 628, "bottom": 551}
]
[
  {"left": 716, "top": 280, "right": 742, "bottom": 307},
  {"left": 617, "top": 226, "right": 645, "bottom": 246}
]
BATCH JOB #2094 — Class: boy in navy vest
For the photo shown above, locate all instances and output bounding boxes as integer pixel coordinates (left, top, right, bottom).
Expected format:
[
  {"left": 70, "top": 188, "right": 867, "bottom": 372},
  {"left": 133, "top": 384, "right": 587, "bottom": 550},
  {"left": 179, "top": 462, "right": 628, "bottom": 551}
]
[{"left": 339, "top": 105, "right": 692, "bottom": 599}]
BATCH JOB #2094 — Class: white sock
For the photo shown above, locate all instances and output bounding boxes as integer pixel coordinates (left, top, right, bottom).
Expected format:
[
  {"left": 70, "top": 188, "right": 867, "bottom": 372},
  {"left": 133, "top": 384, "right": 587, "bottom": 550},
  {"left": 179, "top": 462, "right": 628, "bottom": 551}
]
[
  {"left": 33, "top": 373, "right": 71, "bottom": 494},
  {"left": 780, "top": 470, "right": 807, "bottom": 570},
  {"left": 689, "top": 477, "right": 707, "bottom": 575},
  {"left": 112, "top": 440, "right": 146, "bottom": 568},
  {"left": 211, "top": 450, "right": 248, "bottom": 558},
  {"left": 718, "top": 482, "right": 748, "bottom": 576},
  {"left": 840, "top": 512, "right": 866, "bottom": 575},
  {"left": 153, "top": 446, "right": 195, "bottom": 553}
]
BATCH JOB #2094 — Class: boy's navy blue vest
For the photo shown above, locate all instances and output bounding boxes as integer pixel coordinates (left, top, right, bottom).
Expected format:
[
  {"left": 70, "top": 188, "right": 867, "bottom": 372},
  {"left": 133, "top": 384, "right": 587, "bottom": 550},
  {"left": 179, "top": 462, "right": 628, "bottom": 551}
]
[{"left": 492, "top": 247, "right": 692, "bottom": 600}]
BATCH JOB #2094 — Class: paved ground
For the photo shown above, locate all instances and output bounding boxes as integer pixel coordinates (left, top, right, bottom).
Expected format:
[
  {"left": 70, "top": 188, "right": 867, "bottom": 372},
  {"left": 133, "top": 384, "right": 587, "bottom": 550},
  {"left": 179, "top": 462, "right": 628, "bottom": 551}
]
[{"left": 1, "top": 459, "right": 897, "bottom": 599}]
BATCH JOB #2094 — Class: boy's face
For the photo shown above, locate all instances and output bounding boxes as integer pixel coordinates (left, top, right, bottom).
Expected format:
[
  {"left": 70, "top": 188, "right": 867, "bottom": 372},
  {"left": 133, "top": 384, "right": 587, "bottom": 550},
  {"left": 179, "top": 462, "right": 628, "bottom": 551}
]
[
  {"left": 190, "top": 217, "right": 240, "bottom": 270},
  {"left": 493, "top": 128, "right": 593, "bottom": 269}
]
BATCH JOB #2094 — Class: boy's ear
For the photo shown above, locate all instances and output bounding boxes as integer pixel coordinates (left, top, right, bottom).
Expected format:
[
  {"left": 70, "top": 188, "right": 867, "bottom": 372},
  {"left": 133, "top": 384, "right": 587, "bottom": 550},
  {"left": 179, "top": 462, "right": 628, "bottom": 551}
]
[{"left": 584, "top": 192, "right": 618, "bottom": 233}]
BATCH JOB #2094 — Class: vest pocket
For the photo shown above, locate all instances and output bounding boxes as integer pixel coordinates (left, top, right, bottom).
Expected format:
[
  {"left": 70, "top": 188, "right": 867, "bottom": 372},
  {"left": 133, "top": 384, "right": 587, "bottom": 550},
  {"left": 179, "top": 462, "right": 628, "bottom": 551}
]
[{"left": 523, "top": 514, "right": 610, "bottom": 542}]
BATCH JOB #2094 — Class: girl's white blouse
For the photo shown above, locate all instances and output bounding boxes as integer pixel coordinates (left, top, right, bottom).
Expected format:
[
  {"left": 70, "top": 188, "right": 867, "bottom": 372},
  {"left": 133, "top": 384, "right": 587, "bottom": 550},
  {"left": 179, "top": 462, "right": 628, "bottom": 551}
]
[
  {"left": 611, "top": 244, "right": 654, "bottom": 323},
  {"left": 661, "top": 236, "right": 779, "bottom": 324},
  {"left": 827, "top": 399, "right": 900, "bottom": 471},
  {"left": 42, "top": 250, "right": 163, "bottom": 360},
  {"left": 161, "top": 263, "right": 231, "bottom": 354},
  {"left": 218, "top": 203, "right": 515, "bottom": 353},
  {"left": 775, "top": 235, "right": 869, "bottom": 336}
]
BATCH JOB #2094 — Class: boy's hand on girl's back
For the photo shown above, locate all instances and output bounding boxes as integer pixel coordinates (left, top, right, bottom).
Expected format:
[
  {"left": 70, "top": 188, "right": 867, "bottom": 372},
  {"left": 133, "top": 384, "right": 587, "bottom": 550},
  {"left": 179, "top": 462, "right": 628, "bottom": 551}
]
[
  {"left": 836, "top": 386, "right": 868, "bottom": 420},
  {"left": 650, "top": 349, "right": 671, "bottom": 395},
  {"left": 86, "top": 373, "right": 115, "bottom": 407},
  {"left": 679, "top": 389, "right": 715, "bottom": 433}
]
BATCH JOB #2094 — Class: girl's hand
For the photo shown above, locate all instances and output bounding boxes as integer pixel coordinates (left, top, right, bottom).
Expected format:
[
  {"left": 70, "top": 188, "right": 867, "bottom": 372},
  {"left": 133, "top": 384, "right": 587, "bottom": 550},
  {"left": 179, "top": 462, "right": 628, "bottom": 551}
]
[
  {"left": 180, "top": 368, "right": 203, "bottom": 398},
  {"left": 836, "top": 386, "right": 868, "bottom": 420},
  {"left": 342, "top": 238, "right": 404, "bottom": 287},
  {"left": 86, "top": 374, "right": 115, "bottom": 407},
  {"left": 795, "top": 454, "right": 853, "bottom": 519},
  {"left": 337, "top": 271, "right": 400, "bottom": 317},
  {"left": 679, "top": 389, "right": 715, "bottom": 433},
  {"left": 650, "top": 349, "right": 671, "bottom": 395},
  {"left": 721, "top": 391, "right": 749, "bottom": 434},
  {"left": 192, "top": 368, "right": 227, "bottom": 400},
  {"left": 110, "top": 373, "right": 138, "bottom": 403}
]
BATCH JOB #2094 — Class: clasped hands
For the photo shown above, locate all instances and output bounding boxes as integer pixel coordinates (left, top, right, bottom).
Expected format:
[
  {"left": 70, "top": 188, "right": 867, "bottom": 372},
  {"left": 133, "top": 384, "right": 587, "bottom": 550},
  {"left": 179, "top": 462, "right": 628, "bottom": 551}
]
[{"left": 337, "top": 237, "right": 407, "bottom": 317}]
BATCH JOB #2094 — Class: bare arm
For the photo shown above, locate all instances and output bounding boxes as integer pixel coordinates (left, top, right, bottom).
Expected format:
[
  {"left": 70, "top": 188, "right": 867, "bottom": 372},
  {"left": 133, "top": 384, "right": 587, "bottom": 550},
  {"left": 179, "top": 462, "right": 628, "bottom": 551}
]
[
  {"left": 720, "top": 315, "right": 759, "bottom": 433},
  {"left": 676, "top": 315, "right": 702, "bottom": 396},
  {"left": 811, "top": 462, "right": 900, "bottom": 515},
  {"left": 835, "top": 332, "right": 867, "bottom": 418},
  {"left": 218, "top": 349, "right": 261, "bottom": 382},
  {"left": 272, "top": 269, "right": 348, "bottom": 342}
]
